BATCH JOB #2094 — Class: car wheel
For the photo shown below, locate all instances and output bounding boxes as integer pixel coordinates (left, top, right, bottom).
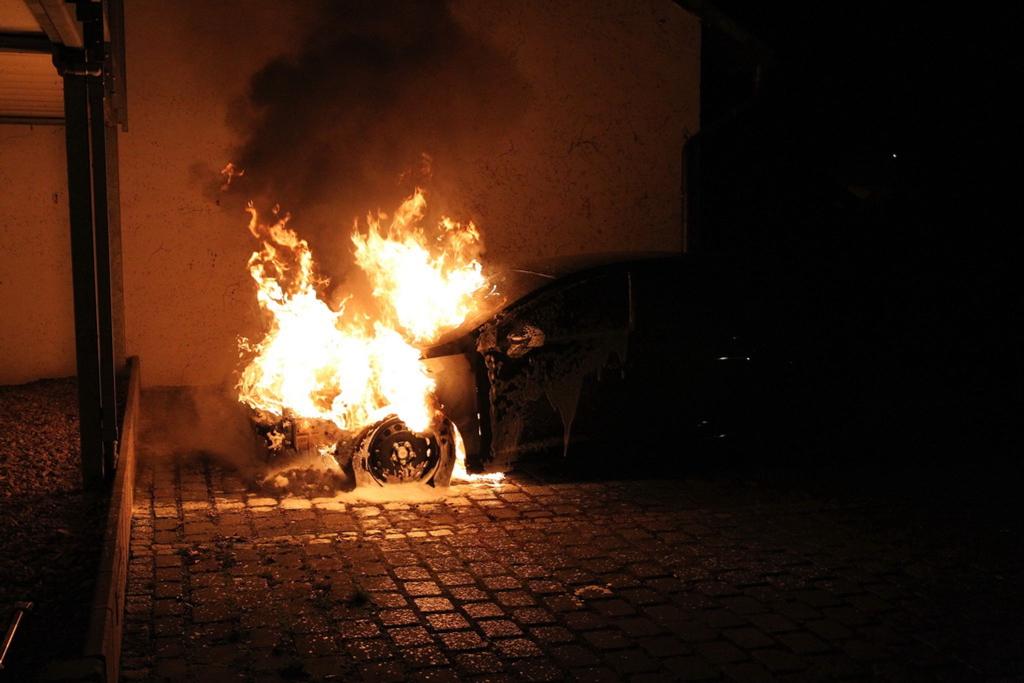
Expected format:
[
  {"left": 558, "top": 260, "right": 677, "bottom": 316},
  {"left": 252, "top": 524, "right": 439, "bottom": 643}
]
[{"left": 351, "top": 414, "right": 456, "bottom": 487}]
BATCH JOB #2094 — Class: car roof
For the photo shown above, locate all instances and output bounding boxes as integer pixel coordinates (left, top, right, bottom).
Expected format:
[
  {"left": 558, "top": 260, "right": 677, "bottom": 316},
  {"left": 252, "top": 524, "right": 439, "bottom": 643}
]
[
  {"left": 506, "top": 251, "right": 682, "bottom": 279},
  {"left": 423, "top": 252, "right": 684, "bottom": 353}
]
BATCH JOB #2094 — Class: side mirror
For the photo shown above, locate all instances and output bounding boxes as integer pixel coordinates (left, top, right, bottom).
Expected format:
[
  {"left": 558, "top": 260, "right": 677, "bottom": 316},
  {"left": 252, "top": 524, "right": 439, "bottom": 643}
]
[{"left": 505, "top": 323, "right": 545, "bottom": 358}]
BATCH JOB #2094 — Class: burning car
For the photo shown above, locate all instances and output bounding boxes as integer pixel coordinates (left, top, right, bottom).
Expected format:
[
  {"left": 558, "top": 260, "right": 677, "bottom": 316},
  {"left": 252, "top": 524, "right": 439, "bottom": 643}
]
[
  {"left": 237, "top": 191, "right": 788, "bottom": 487},
  {"left": 421, "top": 251, "right": 790, "bottom": 480}
]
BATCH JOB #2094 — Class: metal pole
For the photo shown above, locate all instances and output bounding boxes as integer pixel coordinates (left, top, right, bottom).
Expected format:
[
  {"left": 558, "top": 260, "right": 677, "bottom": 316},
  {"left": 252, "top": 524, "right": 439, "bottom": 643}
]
[
  {"left": 83, "top": 3, "right": 119, "bottom": 474},
  {"left": 105, "top": 104, "right": 127, "bottom": 370},
  {"left": 0, "top": 32, "right": 51, "bottom": 53},
  {"left": 0, "top": 602, "right": 34, "bottom": 671},
  {"left": 62, "top": 57, "right": 105, "bottom": 488}
]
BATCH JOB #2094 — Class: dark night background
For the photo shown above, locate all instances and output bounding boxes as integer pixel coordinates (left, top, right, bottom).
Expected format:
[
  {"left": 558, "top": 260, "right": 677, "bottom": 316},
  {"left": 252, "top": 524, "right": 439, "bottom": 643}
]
[{"left": 688, "top": 2, "right": 1023, "bottom": 483}]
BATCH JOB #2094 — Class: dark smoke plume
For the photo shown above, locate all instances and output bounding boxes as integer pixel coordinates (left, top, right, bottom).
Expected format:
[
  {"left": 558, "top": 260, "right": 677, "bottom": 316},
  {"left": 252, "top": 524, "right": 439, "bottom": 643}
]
[{"left": 223, "top": 0, "right": 530, "bottom": 277}]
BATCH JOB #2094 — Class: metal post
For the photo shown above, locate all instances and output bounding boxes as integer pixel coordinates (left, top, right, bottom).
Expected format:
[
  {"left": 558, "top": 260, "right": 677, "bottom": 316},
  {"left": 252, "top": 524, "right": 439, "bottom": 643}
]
[
  {"left": 62, "top": 58, "right": 105, "bottom": 487},
  {"left": 83, "top": 3, "right": 119, "bottom": 472},
  {"left": 0, "top": 602, "right": 34, "bottom": 671},
  {"left": 106, "top": 109, "right": 126, "bottom": 368}
]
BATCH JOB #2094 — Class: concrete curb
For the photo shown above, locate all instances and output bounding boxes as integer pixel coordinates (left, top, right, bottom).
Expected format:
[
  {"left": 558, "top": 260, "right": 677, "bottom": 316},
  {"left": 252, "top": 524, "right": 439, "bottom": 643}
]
[{"left": 82, "top": 356, "right": 141, "bottom": 683}]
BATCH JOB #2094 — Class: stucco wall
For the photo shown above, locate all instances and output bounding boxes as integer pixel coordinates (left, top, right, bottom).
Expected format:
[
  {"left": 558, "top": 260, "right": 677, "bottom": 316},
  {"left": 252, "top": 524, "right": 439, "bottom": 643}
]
[
  {"left": 120, "top": 0, "right": 699, "bottom": 386},
  {"left": 0, "top": 125, "right": 75, "bottom": 384}
]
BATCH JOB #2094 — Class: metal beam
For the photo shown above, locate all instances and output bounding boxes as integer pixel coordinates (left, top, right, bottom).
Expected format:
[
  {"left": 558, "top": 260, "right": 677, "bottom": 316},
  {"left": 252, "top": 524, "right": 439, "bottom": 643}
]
[
  {"left": 105, "top": 103, "right": 126, "bottom": 368},
  {"left": 83, "top": 2, "right": 119, "bottom": 472},
  {"left": 25, "top": 0, "right": 84, "bottom": 48},
  {"left": 0, "top": 31, "right": 51, "bottom": 53},
  {"left": 106, "top": 0, "right": 126, "bottom": 128},
  {"left": 0, "top": 115, "right": 64, "bottom": 125},
  {"left": 56, "top": 0, "right": 123, "bottom": 488},
  {"left": 62, "top": 60, "right": 105, "bottom": 487}
]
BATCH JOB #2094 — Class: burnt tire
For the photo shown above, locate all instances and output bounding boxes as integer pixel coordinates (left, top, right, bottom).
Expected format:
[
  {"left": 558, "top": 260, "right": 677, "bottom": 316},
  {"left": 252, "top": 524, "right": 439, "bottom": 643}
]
[{"left": 351, "top": 414, "right": 456, "bottom": 487}]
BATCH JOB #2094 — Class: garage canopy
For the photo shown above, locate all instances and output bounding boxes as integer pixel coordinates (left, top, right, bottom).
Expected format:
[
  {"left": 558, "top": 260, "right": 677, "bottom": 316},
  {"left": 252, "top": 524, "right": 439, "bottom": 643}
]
[
  {"left": 1, "top": 0, "right": 69, "bottom": 123},
  {"left": 0, "top": 50, "right": 63, "bottom": 120},
  {"left": 1, "top": 0, "right": 124, "bottom": 126}
]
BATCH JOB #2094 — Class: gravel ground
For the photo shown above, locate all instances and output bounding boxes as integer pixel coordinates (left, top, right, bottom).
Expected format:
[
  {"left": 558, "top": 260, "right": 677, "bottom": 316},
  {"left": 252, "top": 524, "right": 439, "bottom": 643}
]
[{"left": 0, "top": 378, "right": 107, "bottom": 679}]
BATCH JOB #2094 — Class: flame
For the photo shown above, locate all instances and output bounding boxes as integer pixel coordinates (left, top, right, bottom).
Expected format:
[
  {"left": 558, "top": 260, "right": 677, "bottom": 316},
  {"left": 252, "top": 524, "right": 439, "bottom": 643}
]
[
  {"left": 237, "top": 189, "right": 486, "bottom": 440},
  {"left": 451, "top": 422, "right": 504, "bottom": 485},
  {"left": 352, "top": 192, "right": 485, "bottom": 343},
  {"left": 219, "top": 162, "right": 244, "bottom": 191}
]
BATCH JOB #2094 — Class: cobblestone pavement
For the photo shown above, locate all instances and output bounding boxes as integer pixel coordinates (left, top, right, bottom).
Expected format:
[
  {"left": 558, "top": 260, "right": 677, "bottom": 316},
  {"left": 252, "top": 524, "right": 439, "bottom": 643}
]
[{"left": 121, "top": 447, "right": 1023, "bottom": 682}]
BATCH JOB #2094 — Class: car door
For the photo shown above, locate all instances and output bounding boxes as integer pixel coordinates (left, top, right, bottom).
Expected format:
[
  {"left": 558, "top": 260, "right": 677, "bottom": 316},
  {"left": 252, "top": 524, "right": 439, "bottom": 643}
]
[{"left": 474, "top": 267, "right": 632, "bottom": 471}]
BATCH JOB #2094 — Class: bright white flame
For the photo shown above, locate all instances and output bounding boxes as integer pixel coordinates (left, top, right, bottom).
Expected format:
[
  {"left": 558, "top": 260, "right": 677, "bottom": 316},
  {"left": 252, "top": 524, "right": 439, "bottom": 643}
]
[
  {"left": 352, "top": 192, "right": 486, "bottom": 343},
  {"left": 238, "top": 189, "right": 488, "bottom": 439}
]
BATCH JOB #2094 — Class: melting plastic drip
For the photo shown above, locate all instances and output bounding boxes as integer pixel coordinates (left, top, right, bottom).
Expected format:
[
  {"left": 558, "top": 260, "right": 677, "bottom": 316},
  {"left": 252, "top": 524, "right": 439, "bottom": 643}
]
[{"left": 545, "top": 374, "right": 581, "bottom": 458}]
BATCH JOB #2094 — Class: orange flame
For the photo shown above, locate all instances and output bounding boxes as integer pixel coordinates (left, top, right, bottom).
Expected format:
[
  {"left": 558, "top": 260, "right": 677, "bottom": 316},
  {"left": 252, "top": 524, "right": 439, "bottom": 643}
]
[
  {"left": 352, "top": 191, "right": 485, "bottom": 343},
  {"left": 237, "top": 190, "right": 486, "bottom": 440}
]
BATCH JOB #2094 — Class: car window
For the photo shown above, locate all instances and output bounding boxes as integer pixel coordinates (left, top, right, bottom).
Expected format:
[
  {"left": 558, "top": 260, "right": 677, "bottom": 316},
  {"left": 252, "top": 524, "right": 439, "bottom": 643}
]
[{"left": 504, "top": 269, "right": 630, "bottom": 344}]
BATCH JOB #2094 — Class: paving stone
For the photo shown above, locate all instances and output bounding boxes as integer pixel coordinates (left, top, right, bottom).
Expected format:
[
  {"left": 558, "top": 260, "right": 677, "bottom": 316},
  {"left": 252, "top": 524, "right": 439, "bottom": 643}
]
[
  {"left": 510, "top": 658, "right": 565, "bottom": 682},
  {"left": 389, "top": 626, "right": 434, "bottom": 647},
  {"left": 339, "top": 619, "right": 382, "bottom": 639},
  {"left": 723, "top": 627, "right": 775, "bottom": 650},
  {"left": 804, "top": 618, "right": 853, "bottom": 641},
  {"left": 592, "top": 599, "right": 636, "bottom": 617},
  {"left": 478, "top": 619, "right": 523, "bottom": 638},
  {"left": 370, "top": 592, "right": 408, "bottom": 608},
  {"left": 450, "top": 586, "right": 489, "bottom": 601},
  {"left": 663, "top": 655, "right": 719, "bottom": 680},
  {"left": 777, "top": 630, "right": 831, "bottom": 655},
  {"left": 379, "top": 609, "right": 420, "bottom": 626},
  {"left": 747, "top": 613, "right": 798, "bottom": 634},
  {"left": 696, "top": 639, "right": 749, "bottom": 664},
  {"left": 667, "top": 621, "right": 719, "bottom": 643},
  {"left": 401, "top": 645, "right": 450, "bottom": 668},
  {"left": 720, "top": 593, "right": 770, "bottom": 618},
  {"left": 403, "top": 580, "right": 442, "bottom": 596},
  {"left": 494, "top": 637, "right": 544, "bottom": 658},
  {"left": 583, "top": 629, "right": 631, "bottom": 650},
  {"left": 155, "top": 554, "right": 182, "bottom": 568},
  {"left": 569, "top": 665, "right": 622, "bottom": 682},
  {"left": 464, "top": 602, "right": 505, "bottom": 619},
  {"left": 455, "top": 651, "right": 505, "bottom": 674},
  {"left": 426, "top": 612, "right": 470, "bottom": 631},
  {"left": 721, "top": 660, "right": 775, "bottom": 683},
  {"left": 360, "top": 575, "right": 398, "bottom": 591},
  {"left": 154, "top": 658, "right": 188, "bottom": 678},
  {"left": 436, "top": 571, "right": 475, "bottom": 586},
  {"left": 394, "top": 566, "right": 432, "bottom": 580},
  {"left": 483, "top": 575, "right": 523, "bottom": 590},
  {"left": 511, "top": 607, "right": 557, "bottom": 625},
  {"left": 842, "top": 639, "right": 889, "bottom": 661},
  {"left": 564, "top": 611, "right": 610, "bottom": 631},
  {"left": 605, "top": 648, "right": 660, "bottom": 674},
  {"left": 637, "top": 635, "right": 691, "bottom": 658},
  {"left": 704, "top": 608, "right": 748, "bottom": 629},
  {"left": 551, "top": 644, "right": 602, "bottom": 668},
  {"left": 358, "top": 660, "right": 407, "bottom": 682},
  {"left": 751, "top": 647, "right": 806, "bottom": 672},
  {"left": 438, "top": 630, "right": 488, "bottom": 651},
  {"left": 545, "top": 594, "right": 585, "bottom": 612},
  {"left": 346, "top": 638, "right": 394, "bottom": 661},
  {"left": 527, "top": 579, "right": 565, "bottom": 594},
  {"left": 495, "top": 590, "right": 536, "bottom": 607},
  {"left": 408, "top": 594, "right": 451, "bottom": 612}
]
